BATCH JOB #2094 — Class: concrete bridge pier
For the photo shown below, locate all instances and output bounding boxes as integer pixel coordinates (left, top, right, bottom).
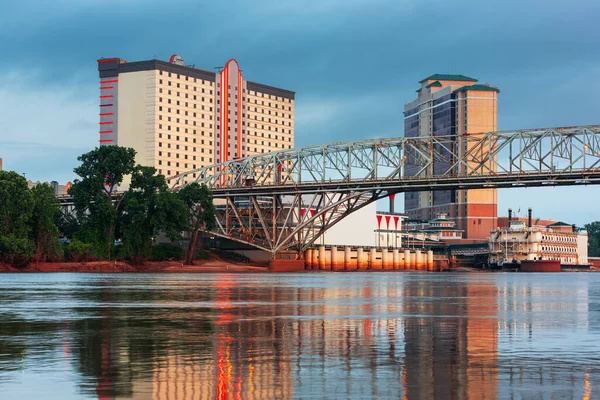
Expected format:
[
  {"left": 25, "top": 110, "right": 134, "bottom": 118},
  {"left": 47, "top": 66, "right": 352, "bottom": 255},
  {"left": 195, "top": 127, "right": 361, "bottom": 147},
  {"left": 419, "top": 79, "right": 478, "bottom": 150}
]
[
  {"left": 416, "top": 250, "right": 423, "bottom": 270},
  {"left": 382, "top": 248, "right": 392, "bottom": 270},
  {"left": 392, "top": 249, "right": 400, "bottom": 269},
  {"left": 305, "top": 248, "right": 313, "bottom": 270},
  {"left": 344, "top": 246, "right": 355, "bottom": 271},
  {"left": 331, "top": 246, "right": 344, "bottom": 271},
  {"left": 319, "top": 246, "right": 328, "bottom": 270},
  {"left": 427, "top": 250, "right": 434, "bottom": 271},
  {"left": 404, "top": 249, "right": 411, "bottom": 270},
  {"left": 357, "top": 247, "right": 367, "bottom": 270},
  {"left": 311, "top": 248, "right": 319, "bottom": 270}
]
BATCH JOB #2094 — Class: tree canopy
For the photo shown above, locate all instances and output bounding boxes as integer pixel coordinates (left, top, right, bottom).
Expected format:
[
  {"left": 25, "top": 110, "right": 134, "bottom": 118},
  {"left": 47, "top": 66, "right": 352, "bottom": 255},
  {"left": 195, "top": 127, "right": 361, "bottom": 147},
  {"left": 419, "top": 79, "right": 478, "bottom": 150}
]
[
  {"left": 0, "top": 145, "right": 216, "bottom": 267},
  {"left": 178, "top": 183, "right": 216, "bottom": 265}
]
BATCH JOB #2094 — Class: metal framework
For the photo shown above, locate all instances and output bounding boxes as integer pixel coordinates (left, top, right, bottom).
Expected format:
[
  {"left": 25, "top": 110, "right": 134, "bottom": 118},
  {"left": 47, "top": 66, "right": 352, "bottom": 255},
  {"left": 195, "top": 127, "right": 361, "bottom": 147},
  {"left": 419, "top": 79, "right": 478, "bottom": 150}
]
[{"left": 169, "top": 125, "right": 600, "bottom": 254}]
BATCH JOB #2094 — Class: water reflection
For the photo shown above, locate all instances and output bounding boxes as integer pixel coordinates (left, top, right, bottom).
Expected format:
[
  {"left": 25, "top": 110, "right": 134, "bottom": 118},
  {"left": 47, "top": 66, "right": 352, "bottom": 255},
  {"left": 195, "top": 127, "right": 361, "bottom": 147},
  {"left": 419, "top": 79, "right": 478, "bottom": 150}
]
[{"left": 0, "top": 274, "right": 599, "bottom": 399}]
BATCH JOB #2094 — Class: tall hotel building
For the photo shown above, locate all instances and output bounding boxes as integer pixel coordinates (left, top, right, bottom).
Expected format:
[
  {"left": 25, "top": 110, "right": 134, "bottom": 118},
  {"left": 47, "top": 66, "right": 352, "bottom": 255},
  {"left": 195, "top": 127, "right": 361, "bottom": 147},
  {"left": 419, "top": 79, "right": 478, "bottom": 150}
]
[
  {"left": 403, "top": 74, "right": 499, "bottom": 240},
  {"left": 97, "top": 55, "right": 295, "bottom": 182}
]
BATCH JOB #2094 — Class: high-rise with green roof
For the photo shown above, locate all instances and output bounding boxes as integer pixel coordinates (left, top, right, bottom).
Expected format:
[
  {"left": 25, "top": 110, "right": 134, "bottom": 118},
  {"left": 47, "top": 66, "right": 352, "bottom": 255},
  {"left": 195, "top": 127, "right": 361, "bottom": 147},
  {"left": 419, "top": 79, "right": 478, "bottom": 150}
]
[{"left": 403, "top": 75, "right": 500, "bottom": 241}]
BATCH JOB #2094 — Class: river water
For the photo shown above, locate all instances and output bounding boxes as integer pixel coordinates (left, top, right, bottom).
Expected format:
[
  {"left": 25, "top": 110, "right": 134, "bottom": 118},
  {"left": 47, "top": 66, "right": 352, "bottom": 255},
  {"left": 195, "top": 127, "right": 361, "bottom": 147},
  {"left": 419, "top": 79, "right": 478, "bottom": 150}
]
[{"left": 0, "top": 273, "right": 598, "bottom": 399}]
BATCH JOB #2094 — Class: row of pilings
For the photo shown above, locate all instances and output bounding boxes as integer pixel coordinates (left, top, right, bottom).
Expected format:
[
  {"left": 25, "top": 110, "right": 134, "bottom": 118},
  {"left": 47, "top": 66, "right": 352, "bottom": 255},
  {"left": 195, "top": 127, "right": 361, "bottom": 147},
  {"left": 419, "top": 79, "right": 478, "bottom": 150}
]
[{"left": 304, "top": 246, "right": 440, "bottom": 271}]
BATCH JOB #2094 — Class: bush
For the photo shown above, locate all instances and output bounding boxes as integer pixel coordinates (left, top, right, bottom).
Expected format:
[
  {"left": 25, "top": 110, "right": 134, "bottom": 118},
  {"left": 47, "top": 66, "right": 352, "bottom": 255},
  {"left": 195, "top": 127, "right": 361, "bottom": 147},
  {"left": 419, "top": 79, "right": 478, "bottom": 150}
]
[
  {"left": 0, "top": 235, "right": 34, "bottom": 268},
  {"left": 151, "top": 243, "right": 183, "bottom": 261},
  {"left": 65, "top": 239, "right": 94, "bottom": 262}
]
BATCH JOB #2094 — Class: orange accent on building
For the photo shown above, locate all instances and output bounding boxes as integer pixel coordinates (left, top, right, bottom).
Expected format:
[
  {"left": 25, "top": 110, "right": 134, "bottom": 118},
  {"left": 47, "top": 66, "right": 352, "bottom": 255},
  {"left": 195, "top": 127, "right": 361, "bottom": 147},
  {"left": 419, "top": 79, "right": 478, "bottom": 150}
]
[
  {"left": 100, "top": 86, "right": 114, "bottom": 90},
  {"left": 99, "top": 121, "right": 113, "bottom": 125},
  {"left": 99, "top": 95, "right": 113, "bottom": 99},
  {"left": 100, "top": 79, "right": 118, "bottom": 84},
  {"left": 99, "top": 112, "right": 113, "bottom": 116}
]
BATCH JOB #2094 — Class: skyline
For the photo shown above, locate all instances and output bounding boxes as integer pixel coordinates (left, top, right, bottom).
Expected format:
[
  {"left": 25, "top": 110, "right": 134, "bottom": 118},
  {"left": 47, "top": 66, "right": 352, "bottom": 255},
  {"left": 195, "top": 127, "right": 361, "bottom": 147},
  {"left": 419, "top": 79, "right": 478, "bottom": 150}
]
[{"left": 2, "top": 0, "right": 600, "bottom": 225}]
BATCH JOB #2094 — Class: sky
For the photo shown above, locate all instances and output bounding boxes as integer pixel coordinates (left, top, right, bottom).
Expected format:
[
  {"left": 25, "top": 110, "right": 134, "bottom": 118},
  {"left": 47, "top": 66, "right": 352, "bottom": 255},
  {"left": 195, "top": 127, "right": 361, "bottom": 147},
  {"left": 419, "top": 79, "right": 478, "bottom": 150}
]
[{"left": 1, "top": 0, "right": 600, "bottom": 225}]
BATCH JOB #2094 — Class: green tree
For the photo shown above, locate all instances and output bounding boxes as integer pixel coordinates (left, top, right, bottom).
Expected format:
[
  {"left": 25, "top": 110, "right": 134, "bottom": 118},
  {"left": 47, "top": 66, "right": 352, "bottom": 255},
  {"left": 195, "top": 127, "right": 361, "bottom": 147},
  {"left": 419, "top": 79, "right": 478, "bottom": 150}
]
[
  {"left": 30, "top": 183, "right": 61, "bottom": 262},
  {"left": 122, "top": 166, "right": 188, "bottom": 264},
  {"left": 588, "top": 235, "right": 600, "bottom": 258},
  {"left": 0, "top": 171, "right": 35, "bottom": 264},
  {"left": 70, "top": 146, "right": 136, "bottom": 259},
  {"left": 584, "top": 221, "right": 600, "bottom": 257},
  {"left": 178, "top": 183, "right": 216, "bottom": 265}
]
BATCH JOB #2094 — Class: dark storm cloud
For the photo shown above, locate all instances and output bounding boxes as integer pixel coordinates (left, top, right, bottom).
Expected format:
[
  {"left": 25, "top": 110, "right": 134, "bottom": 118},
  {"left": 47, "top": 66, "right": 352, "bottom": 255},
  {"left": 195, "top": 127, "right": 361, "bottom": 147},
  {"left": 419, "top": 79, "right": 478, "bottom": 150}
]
[{"left": 1, "top": 0, "right": 599, "bottom": 223}]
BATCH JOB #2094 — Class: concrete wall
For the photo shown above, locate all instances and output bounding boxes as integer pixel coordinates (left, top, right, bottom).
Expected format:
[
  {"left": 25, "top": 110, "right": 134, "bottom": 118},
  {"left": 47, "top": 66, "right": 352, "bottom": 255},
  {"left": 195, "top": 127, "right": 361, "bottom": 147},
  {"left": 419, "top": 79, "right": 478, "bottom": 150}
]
[
  {"left": 323, "top": 202, "right": 377, "bottom": 247},
  {"left": 117, "top": 70, "right": 157, "bottom": 187}
]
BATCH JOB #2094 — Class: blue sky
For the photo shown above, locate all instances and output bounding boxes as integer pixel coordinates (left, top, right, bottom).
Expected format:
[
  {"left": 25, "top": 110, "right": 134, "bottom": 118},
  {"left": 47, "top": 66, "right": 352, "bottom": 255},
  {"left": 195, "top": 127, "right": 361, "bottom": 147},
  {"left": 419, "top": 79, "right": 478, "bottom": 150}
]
[{"left": 1, "top": 0, "right": 600, "bottom": 224}]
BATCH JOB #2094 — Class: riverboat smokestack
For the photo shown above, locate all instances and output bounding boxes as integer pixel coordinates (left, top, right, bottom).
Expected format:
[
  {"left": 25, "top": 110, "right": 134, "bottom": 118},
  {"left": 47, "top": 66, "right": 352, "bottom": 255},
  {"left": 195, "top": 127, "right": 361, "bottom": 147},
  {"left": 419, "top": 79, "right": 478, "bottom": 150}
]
[
  {"left": 528, "top": 208, "right": 532, "bottom": 228},
  {"left": 508, "top": 208, "right": 512, "bottom": 222}
]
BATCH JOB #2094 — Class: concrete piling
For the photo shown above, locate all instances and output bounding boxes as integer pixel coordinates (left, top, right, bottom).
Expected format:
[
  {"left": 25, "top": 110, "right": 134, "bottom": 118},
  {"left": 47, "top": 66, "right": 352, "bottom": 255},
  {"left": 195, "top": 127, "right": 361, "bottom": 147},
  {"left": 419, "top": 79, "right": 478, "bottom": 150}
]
[
  {"left": 331, "top": 246, "right": 344, "bottom": 271},
  {"left": 301, "top": 247, "right": 441, "bottom": 273},
  {"left": 427, "top": 250, "right": 434, "bottom": 271},
  {"left": 319, "top": 246, "right": 328, "bottom": 270},
  {"left": 305, "top": 249, "right": 313, "bottom": 270},
  {"left": 415, "top": 250, "right": 423, "bottom": 270},
  {"left": 344, "top": 246, "right": 355, "bottom": 271},
  {"left": 382, "top": 248, "right": 392, "bottom": 270},
  {"left": 357, "top": 247, "right": 367, "bottom": 270}
]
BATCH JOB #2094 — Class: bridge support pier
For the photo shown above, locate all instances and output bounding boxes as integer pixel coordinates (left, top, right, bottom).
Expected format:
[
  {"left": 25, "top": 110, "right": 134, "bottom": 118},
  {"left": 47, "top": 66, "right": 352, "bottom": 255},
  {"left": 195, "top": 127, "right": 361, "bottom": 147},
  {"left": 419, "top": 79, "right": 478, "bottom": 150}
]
[
  {"left": 357, "top": 247, "right": 367, "bottom": 270},
  {"left": 331, "top": 246, "right": 344, "bottom": 271},
  {"left": 305, "top": 248, "right": 313, "bottom": 270},
  {"left": 415, "top": 250, "right": 423, "bottom": 270},
  {"left": 392, "top": 249, "right": 400, "bottom": 269},
  {"left": 427, "top": 250, "right": 434, "bottom": 271},
  {"left": 319, "top": 246, "right": 328, "bottom": 270},
  {"left": 382, "top": 249, "right": 391, "bottom": 270},
  {"left": 405, "top": 250, "right": 411, "bottom": 270},
  {"left": 344, "top": 246, "right": 355, "bottom": 271}
]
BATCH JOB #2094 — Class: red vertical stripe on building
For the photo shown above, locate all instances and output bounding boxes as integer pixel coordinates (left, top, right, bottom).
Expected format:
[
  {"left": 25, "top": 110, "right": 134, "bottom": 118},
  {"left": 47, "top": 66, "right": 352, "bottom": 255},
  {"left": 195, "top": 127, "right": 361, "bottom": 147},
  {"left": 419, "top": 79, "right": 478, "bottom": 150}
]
[
  {"left": 237, "top": 70, "right": 243, "bottom": 158},
  {"left": 222, "top": 66, "right": 228, "bottom": 163}
]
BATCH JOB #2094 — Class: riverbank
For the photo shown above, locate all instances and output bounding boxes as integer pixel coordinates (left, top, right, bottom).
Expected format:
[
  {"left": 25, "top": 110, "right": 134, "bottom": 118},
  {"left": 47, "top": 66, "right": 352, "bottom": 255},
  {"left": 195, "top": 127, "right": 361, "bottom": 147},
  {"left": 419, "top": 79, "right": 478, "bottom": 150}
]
[{"left": 0, "top": 260, "right": 269, "bottom": 273}]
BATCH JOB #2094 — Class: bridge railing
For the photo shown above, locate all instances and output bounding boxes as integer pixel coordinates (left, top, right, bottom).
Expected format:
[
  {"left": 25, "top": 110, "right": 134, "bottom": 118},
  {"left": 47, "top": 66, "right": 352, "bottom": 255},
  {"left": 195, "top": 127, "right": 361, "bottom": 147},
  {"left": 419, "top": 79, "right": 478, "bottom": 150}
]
[{"left": 168, "top": 125, "right": 600, "bottom": 192}]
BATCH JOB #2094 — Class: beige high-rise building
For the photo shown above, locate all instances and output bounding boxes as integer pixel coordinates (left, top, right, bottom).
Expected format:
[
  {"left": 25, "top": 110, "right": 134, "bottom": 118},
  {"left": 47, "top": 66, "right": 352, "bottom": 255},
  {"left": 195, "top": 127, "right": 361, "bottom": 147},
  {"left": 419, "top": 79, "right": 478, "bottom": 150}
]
[
  {"left": 97, "top": 55, "right": 295, "bottom": 184},
  {"left": 403, "top": 74, "right": 499, "bottom": 240}
]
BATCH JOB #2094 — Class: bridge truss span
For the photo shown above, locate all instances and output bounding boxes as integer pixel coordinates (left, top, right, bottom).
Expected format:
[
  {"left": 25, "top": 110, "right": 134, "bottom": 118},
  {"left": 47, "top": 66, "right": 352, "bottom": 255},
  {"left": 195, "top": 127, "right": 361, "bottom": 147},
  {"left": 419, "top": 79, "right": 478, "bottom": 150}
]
[{"left": 168, "top": 125, "right": 600, "bottom": 255}]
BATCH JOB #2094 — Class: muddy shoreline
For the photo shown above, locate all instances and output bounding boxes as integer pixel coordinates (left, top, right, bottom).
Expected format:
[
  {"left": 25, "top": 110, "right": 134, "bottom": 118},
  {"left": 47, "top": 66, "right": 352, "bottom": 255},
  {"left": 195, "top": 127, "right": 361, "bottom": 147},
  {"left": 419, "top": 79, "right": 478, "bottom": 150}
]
[{"left": 0, "top": 260, "right": 269, "bottom": 273}]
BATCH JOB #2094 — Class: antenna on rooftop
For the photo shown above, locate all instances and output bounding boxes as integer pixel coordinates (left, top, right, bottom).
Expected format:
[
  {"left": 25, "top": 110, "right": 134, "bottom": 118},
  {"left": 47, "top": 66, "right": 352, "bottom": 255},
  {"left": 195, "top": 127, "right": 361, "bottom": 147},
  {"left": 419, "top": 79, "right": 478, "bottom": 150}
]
[{"left": 214, "top": 66, "right": 223, "bottom": 72}]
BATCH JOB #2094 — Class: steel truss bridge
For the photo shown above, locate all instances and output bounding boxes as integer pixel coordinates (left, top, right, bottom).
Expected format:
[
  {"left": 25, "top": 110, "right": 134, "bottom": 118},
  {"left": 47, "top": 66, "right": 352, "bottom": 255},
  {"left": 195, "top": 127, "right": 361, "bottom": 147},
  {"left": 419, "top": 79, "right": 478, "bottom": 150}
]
[{"left": 174, "top": 126, "right": 598, "bottom": 255}]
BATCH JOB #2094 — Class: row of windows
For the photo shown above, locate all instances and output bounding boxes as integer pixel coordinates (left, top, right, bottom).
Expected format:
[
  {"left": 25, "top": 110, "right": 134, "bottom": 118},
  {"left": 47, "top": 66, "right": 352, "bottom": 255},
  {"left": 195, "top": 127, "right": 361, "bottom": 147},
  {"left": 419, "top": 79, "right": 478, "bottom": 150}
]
[
  {"left": 159, "top": 97, "right": 212, "bottom": 106},
  {"left": 159, "top": 114, "right": 213, "bottom": 122},
  {"left": 158, "top": 142, "right": 213, "bottom": 153},
  {"left": 247, "top": 91, "right": 293, "bottom": 102},
  {"left": 247, "top": 99, "right": 293, "bottom": 110},
  {"left": 158, "top": 133, "right": 213, "bottom": 144},
  {"left": 158, "top": 71, "right": 214, "bottom": 86},
  {"left": 248, "top": 107, "right": 292, "bottom": 118},
  {"left": 541, "top": 235, "right": 577, "bottom": 243},
  {"left": 159, "top": 170, "right": 202, "bottom": 178},
  {"left": 250, "top": 115, "right": 292, "bottom": 125},
  {"left": 541, "top": 246, "right": 576, "bottom": 253},
  {"left": 159, "top": 105, "right": 213, "bottom": 113},
  {"left": 248, "top": 123, "right": 292, "bottom": 131},
  {"left": 159, "top": 89, "right": 217, "bottom": 100},
  {"left": 158, "top": 122, "right": 213, "bottom": 131}
]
